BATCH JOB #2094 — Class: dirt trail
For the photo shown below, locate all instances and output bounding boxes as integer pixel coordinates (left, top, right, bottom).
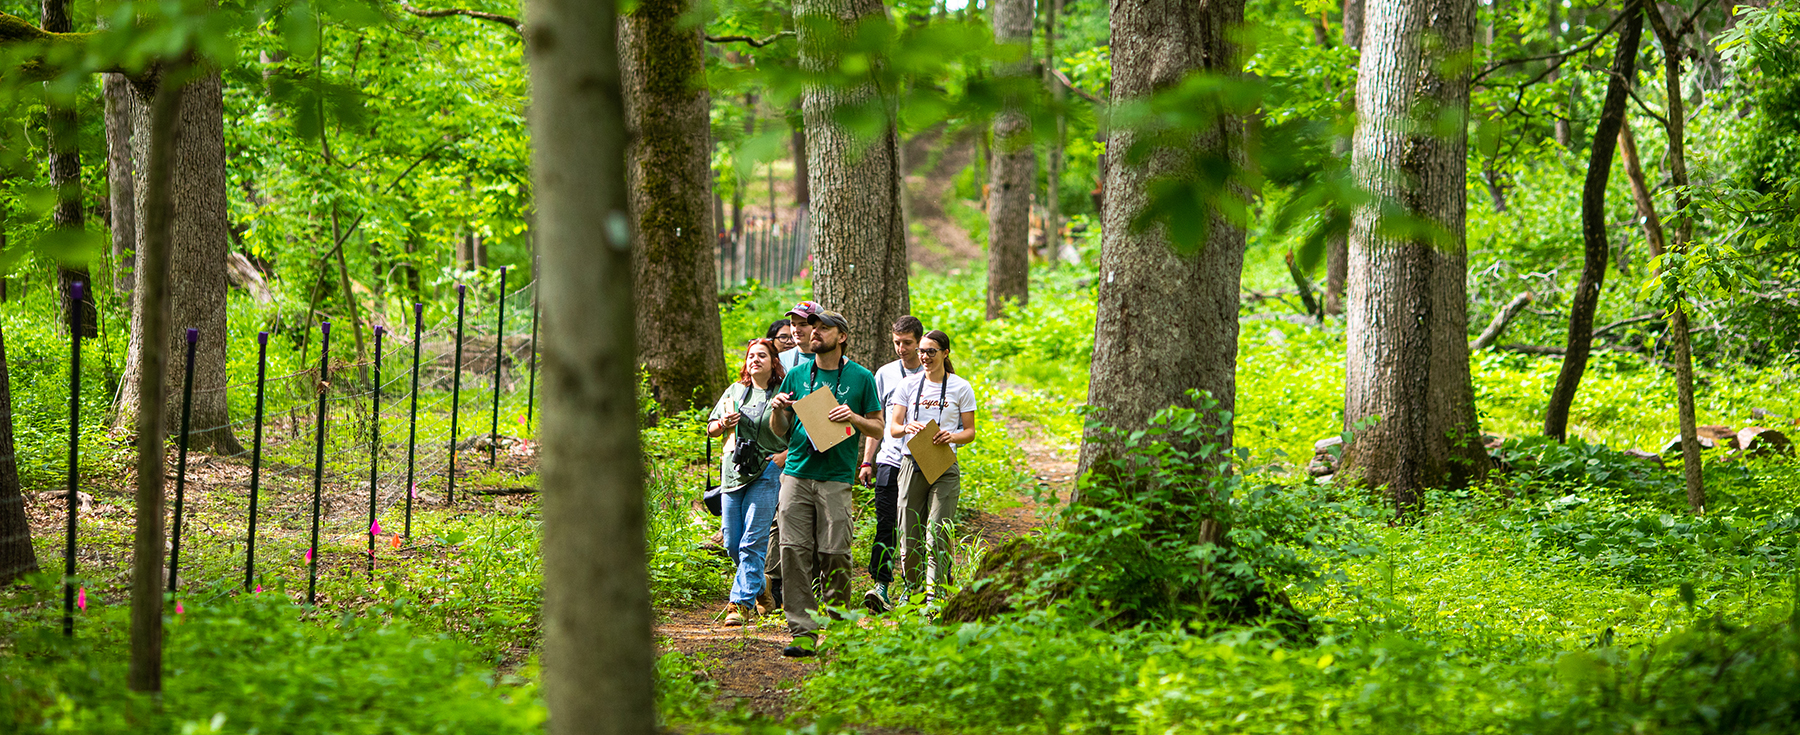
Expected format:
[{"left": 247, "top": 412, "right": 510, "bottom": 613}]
[{"left": 653, "top": 409, "right": 1074, "bottom": 723}]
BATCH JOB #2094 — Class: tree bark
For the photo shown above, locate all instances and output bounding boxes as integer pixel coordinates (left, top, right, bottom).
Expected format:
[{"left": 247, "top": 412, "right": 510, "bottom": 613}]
[
  {"left": 1044, "top": 0, "right": 1066, "bottom": 265},
  {"left": 1617, "top": 120, "right": 1664, "bottom": 259},
  {"left": 117, "top": 70, "right": 242, "bottom": 456},
  {"left": 1644, "top": 4, "right": 1703, "bottom": 514},
  {"left": 796, "top": 0, "right": 911, "bottom": 369},
  {"left": 42, "top": 0, "right": 96, "bottom": 337},
  {"left": 127, "top": 69, "right": 185, "bottom": 695},
  {"left": 525, "top": 0, "right": 656, "bottom": 729},
  {"left": 1324, "top": 0, "right": 1363, "bottom": 316},
  {"left": 985, "top": 0, "right": 1034, "bottom": 320},
  {"left": 104, "top": 73, "right": 137, "bottom": 297},
  {"left": 620, "top": 0, "right": 727, "bottom": 415},
  {"left": 1543, "top": 1, "right": 1642, "bottom": 441},
  {"left": 1339, "top": 0, "right": 1488, "bottom": 511},
  {"left": 791, "top": 98, "right": 810, "bottom": 208},
  {"left": 1078, "top": 0, "right": 1247, "bottom": 492},
  {"left": 0, "top": 324, "right": 36, "bottom": 586}
]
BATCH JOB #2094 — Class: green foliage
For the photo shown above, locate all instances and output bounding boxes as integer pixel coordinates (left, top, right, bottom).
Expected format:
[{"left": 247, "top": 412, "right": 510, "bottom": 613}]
[{"left": 0, "top": 583, "right": 544, "bottom": 733}]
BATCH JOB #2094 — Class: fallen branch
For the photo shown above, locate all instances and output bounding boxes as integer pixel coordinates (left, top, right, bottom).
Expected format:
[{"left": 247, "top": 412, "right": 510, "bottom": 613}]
[
  {"left": 1593, "top": 312, "right": 1658, "bottom": 339},
  {"left": 705, "top": 31, "right": 793, "bottom": 48},
  {"left": 396, "top": 1, "right": 521, "bottom": 34},
  {"left": 1471, "top": 291, "right": 1533, "bottom": 350}
]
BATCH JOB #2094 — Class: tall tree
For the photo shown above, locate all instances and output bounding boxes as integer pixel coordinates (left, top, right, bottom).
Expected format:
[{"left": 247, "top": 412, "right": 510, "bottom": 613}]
[
  {"left": 796, "top": 0, "right": 910, "bottom": 368},
  {"left": 41, "top": 0, "right": 95, "bottom": 334},
  {"left": 621, "top": 0, "right": 727, "bottom": 414},
  {"left": 116, "top": 70, "right": 243, "bottom": 455},
  {"left": 526, "top": 0, "right": 656, "bottom": 728},
  {"left": 1079, "top": 0, "right": 1247, "bottom": 481},
  {"left": 1324, "top": 0, "right": 1363, "bottom": 316},
  {"left": 1042, "top": 0, "right": 1066, "bottom": 264},
  {"left": 0, "top": 325, "right": 36, "bottom": 586},
  {"left": 104, "top": 72, "right": 136, "bottom": 296},
  {"left": 985, "top": 0, "right": 1034, "bottom": 319},
  {"left": 1544, "top": 0, "right": 1642, "bottom": 440},
  {"left": 1338, "top": 0, "right": 1488, "bottom": 510}
]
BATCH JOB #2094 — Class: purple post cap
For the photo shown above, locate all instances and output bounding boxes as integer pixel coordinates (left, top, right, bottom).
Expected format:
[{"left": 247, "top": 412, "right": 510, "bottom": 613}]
[
  {"left": 321, "top": 320, "right": 331, "bottom": 336},
  {"left": 456, "top": 284, "right": 466, "bottom": 295},
  {"left": 374, "top": 325, "right": 385, "bottom": 337},
  {"left": 186, "top": 328, "right": 198, "bottom": 344},
  {"left": 258, "top": 331, "right": 269, "bottom": 346},
  {"left": 71, "top": 281, "right": 83, "bottom": 300},
  {"left": 413, "top": 302, "right": 424, "bottom": 316}
]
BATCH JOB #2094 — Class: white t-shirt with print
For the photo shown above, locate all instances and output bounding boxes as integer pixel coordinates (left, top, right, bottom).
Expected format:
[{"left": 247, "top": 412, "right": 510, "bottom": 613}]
[
  {"left": 872, "top": 359, "right": 927, "bottom": 468},
  {"left": 889, "top": 372, "right": 978, "bottom": 455}
]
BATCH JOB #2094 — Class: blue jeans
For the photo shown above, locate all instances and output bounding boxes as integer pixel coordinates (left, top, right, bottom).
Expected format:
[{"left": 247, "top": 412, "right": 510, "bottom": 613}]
[{"left": 722, "top": 461, "right": 782, "bottom": 606}]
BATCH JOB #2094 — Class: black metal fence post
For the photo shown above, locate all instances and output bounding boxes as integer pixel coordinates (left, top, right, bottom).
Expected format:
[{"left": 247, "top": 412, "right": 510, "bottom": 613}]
[
  {"left": 489, "top": 267, "right": 507, "bottom": 467},
  {"left": 448, "top": 284, "right": 466, "bottom": 505},
  {"left": 307, "top": 321, "right": 331, "bottom": 605},
  {"left": 62, "top": 281, "right": 82, "bottom": 637},
  {"left": 525, "top": 298, "right": 539, "bottom": 428},
  {"left": 167, "top": 328, "right": 198, "bottom": 594},
  {"left": 405, "top": 302, "right": 422, "bottom": 540},
  {"left": 368, "top": 325, "right": 384, "bottom": 575},
  {"left": 245, "top": 331, "right": 268, "bottom": 592}
]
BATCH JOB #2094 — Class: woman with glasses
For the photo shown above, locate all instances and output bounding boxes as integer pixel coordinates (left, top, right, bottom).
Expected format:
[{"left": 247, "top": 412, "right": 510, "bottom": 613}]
[
  {"left": 705, "top": 338, "right": 790, "bottom": 626},
  {"left": 887, "top": 329, "right": 978, "bottom": 603},
  {"left": 765, "top": 319, "right": 796, "bottom": 350}
]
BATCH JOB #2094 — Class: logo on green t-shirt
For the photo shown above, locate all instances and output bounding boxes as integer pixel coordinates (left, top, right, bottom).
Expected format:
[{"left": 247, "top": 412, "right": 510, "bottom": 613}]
[{"left": 779, "top": 359, "right": 881, "bottom": 484}]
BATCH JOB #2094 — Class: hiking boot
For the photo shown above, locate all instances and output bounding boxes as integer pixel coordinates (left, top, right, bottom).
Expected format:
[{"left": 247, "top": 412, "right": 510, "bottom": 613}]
[
  {"left": 781, "top": 635, "right": 817, "bottom": 658},
  {"left": 755, "top": 587, "right": 778, "bottom": 616},
  {"left": 862, "top": 583, "right": 890, "bottom": 614},
  {"left": 723, "top": 603, "right": 752, "bottom": 627}
]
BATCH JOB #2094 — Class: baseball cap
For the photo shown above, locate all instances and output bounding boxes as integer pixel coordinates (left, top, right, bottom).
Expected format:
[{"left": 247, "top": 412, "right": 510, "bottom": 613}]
[
  {"left": 807, "top": 309, "right": 851, "bottom": 332},
  {"left": 785, "top": 300, "right": 823, "bottom": 320}
]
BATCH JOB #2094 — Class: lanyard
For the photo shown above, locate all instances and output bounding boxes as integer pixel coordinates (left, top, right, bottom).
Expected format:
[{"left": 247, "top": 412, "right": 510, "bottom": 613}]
[
  {"left": 911, "top": 372, "right": 951, "bottom": 429},
  {"left": 808, "top": 357, "right": 847, "bottom": 398}
]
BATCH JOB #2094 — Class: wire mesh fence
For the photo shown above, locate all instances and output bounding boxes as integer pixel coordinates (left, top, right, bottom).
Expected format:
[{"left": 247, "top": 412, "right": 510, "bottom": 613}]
[
  {"left": 21, "top": 276, "right": 545, "bottom": 620},
  {"left": 716, "top": 212, "right": 811, "bottom": 290}
]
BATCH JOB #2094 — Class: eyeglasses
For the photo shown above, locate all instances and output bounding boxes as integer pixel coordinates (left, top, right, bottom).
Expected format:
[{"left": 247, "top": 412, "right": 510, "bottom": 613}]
[
  {"left": 775, "top": 334, "right": 796, "bottom": 343},
  {"left": 918, "top": 348, "right": 942, "bottom": 357}
]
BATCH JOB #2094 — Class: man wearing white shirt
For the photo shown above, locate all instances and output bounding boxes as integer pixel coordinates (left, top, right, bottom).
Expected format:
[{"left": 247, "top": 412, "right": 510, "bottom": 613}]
[{"left": 858, "top": 315, "right": 925, "bottom": 612}]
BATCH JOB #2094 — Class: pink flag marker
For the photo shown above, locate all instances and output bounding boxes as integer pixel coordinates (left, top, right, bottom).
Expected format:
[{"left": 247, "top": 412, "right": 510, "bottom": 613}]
[
  {"left": 76, "top": 587, "right": 87, "bottom": 611},
  {"left": 174, "top": 601, "right": 184, "bottom": 615},
  {"left": 371, "top": 519, "right": 382, "bottom": 536},
  {"left": 305, "top": 548, "right": 314, "bottom": 562},
  {"left": 255, "top": 585, "right": 264, "bottom": 593}
]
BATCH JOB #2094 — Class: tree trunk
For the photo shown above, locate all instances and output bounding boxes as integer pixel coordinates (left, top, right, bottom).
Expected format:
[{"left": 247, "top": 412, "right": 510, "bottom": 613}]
[
  {"left": 105, "top": 73, "right": 137, "bottom": 297},
  {"left": 524, "top": 0, "right": 656, "bottom": 729},
  {"left": 796, "top": 0, "right": 911, "bottom": 369},
  {"left": 1644, "top": 4, "right": 1703, "bottom": 514},
  {"left": 791, "top": 98, "right": 810, "bottom": 208},
  {"left": 117, "top": 70, "right": 242, "bottom": 456},
  {"left": 0, "top": 325, "right": 36, "bottom": 586},
  {"left": 1043, "top": 0, "right": 1065, "bottom": 265},
  {"left": 127, "top": 69, "right": 185, "bottom": 695},
  {"left": 42, "top": 0, "right": 96, "bottom": 336},
  {"left": 985, "top": 0, "right": 1034, "bottom": 320},
  {"left": 1324, "top": 0, "right": 1363, "bottom": 316},
  {"left": 1078, "top": 0, "right": 1247, "bottom": 497},
  {"left": 1543, "top": 1, "right": 1642, "bottom": 441},
  {"left": 1339, "top": 0, "right": 1488, "bottom": 512},
  {"left": 1550, "top": 0, "right": 1571, "bottom": 147},
  {"left": 1618, "top": 120, "right": 1664, "bottom": 260},
  {"left": 620, "top": 0, "right": 727, "bottom": 415}
]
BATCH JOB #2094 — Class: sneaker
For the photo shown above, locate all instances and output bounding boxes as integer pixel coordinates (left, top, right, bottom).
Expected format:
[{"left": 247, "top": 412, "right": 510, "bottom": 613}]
[
  {"left": 781, "top": 636, "right": 817, "bottom": 658},
  {"left": 862, "top": 583, "right": 890, "bottom": 614},
  {"left": 723, "top": 604, "right": 751, "bottom": 627}
]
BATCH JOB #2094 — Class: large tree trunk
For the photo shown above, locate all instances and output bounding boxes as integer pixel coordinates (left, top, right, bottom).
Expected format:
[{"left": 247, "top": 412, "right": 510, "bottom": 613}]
[
  {"left": 985, "top": 0, "right": 1034, "bottom": 320},
  {"left": 1078, "top": 0, "right": 1247, "bottom": 496},
  {"left": 791, "top": 98, "right": 810, "bottom": 208},
  {"left": 127, "top": 69, "right": 185, "bottom": 695},
  {"left": 1543, "top": 2, "right": 1642, "bottom": 441},
  {"left": 1644, "top": 4, "right": 1703, "bottom": 514},
  {"left": 1323, "top": 0, "right": 1363, "bottom": 316},
  {"left": 117, "top": 70, "right": 242, "bottom": 456},
  {"left": 796, "top": 0, "right": 910, "bottom": 368},
  {"left": 1043, "top": 0, "right": 1066, "bottom": 265},
  {"left": 620, "top": 0, "right": 727, "bottom": 415},
  {"left": 105, "top": 73, "right": 137, "bottom": 297},
  {"left": 1339, "top": 0, "right": 1488, "bottom": 511},
  {"left": 525, "top": 0, "right": 656, "bottom": 729},
  {"left": 0, "top": 325, "right": 36, "bottom": 586},
  {"left": 42, "top": 0, "right": 96, "bottom": 336}
]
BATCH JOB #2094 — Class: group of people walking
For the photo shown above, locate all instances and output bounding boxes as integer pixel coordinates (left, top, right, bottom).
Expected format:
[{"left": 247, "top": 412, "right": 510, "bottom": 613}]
[{"left": 704, "top": 301, "right": 979, "bottom": 657}]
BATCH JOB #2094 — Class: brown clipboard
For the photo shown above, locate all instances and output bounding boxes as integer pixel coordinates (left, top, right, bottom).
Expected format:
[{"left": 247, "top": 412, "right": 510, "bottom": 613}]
[
  {"left": 906, "top": 419, "right": 956, "bottom": 484},
  {"left": 793, "top": 388, "right": 857, "bottom": 453}
]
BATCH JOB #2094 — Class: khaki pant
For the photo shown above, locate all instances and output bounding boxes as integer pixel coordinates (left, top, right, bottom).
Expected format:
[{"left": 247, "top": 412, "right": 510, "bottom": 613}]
[
  {"left": 778, "top": 474, "right": 854, "bottom": 636},
  {"left": 897, "top": 456, "right": 961, "bottom": 597}
]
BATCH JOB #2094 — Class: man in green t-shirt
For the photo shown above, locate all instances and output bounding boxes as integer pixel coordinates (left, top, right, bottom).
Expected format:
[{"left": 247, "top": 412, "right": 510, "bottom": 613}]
[{"left": 769, "top": 309, "right": 883, "bottom": 657}]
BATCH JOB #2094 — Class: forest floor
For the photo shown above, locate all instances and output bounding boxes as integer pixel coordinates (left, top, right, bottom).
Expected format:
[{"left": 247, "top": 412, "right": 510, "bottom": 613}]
[{"left": 653, "top": 409, "right": 1073, "bottom": 724}]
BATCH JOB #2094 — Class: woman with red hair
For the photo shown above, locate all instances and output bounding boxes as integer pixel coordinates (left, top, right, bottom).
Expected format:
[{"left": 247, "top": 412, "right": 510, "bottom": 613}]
[{"left": 705, "top": 338, "right": 789, "bottom": 626}]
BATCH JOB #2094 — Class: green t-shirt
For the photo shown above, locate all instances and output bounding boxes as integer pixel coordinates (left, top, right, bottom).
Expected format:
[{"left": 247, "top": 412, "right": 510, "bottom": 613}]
[{"left": 778, "top": 358, "right": 880, "bottom": 484}]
